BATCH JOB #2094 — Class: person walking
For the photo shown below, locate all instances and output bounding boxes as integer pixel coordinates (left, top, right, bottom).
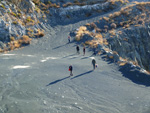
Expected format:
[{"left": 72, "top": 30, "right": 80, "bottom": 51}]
[
  {"left": 93, "top": 47, "right": 96, "bottom": 55},
  {"left": 92, "top": 58, "right": 96, "bottom": 70},
  {"left": 83, "top": 46, "right": 85, "bottom": 56},
  {"left": 76, "top": 45, "right": 80, "bottom": 54},
  {"left": 69, "top": 65, "right": 73, "bottom": 76},
  {"left": 68, "top": 36, "right": 71, "bottom": 43}
]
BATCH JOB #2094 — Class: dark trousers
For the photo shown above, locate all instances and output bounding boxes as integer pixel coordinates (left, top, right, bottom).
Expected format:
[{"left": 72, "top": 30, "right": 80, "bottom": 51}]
[
  {"left": 68, "top": 39, "right": 70, "bottom": 43},
  {"left": 93, "top": 64, "right": 95, "bottom": 70},
  {"left": 70, "top": 70, "right": 73, "bottom": 76}
]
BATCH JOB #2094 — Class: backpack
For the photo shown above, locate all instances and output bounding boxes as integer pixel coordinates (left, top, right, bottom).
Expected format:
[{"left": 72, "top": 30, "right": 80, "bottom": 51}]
[
  {"left": 95, "top": 64, "right": 98, "bottom": 68},
  {"left": 69, "top": 66, "right": 72, "bottom": 71}
]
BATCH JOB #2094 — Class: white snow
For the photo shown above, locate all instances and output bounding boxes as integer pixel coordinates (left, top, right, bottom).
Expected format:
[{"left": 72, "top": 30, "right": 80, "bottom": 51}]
[
  {"left": 40, "top": 57, "right": 58, "bottom": 62},
  {"left": 1, "top": 7, "right": 150, "bottom": 113},
  {"left": 90, "top": 57, "right": 95, "bottom": 59},
  {"left": 41, "top": 60, "right": 47, "bottom": 62},
  {"left": 12, "top": 65, "right": 30, "bottom": 69},
  {"left": 22, "top": 54, "right": 35, "bottom": 57},
  {"left": 43, "top": 100, "right": 47, "bottom": 105},
  {"left": 1, "top": 54, "right": 16, "bottom": 56},
  {"left": 75, "top": 102, "right": 78, "bottom": 105}
]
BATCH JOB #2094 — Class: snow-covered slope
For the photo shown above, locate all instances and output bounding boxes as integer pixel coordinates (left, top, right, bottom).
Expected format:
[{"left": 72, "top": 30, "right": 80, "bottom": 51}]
[
  {"left": 0, "top": 0, "right": 150, "bottom": 113},
  {"left": 0, "top": 17, "right": 150, "bottom": 113}
]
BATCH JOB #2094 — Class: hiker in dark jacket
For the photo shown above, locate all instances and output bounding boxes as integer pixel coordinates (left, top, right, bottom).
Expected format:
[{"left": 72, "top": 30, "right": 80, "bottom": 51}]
[
  {"left": 92, "top": 58, "right": 96, "bottom": 70},
  {"left": 76, "top": 45, "right": 80, "bottom": 54},
  {"left": 69, "top": 65, "right": 73, "bottom": 76},
  {"left": 83, "top": 46, "right": 85, "bottom": 56},
  {"left": 68, "top": 36, "right": 71, "bottom": 43}
]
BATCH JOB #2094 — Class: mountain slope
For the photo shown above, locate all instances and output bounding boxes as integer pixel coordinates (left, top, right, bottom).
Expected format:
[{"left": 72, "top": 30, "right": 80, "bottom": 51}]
[
  {"left": 0, "top": 13, "right": 150, "bottom": 113},
  {"left": 0, "top": 0, "right": 150, "bottom": 113}
]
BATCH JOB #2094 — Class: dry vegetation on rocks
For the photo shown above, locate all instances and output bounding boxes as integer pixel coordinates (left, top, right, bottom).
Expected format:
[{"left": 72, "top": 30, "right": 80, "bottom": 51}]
[
  {"left": 0, "top": 0, "right": 46, "bottom": 52},
  {"left": 75, "top": 1, "right": 150, "bottom": 72},
  {"left": 0, "top": 0, "right": 150, "bottom": 72},
  {"left": 75, "top": 1, "right": 150, "bottom": 43}
]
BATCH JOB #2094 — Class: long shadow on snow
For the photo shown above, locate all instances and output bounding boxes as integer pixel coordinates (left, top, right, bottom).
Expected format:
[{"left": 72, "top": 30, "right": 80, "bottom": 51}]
[
  {"left": 81, "top": 56, "right": 90, "bottom": 59},
  {"left": 69, "top": 56, "right": 78, "bottom": 59},
  {"left": 52, "top": 43, "right": 68, "bottom": 50},
  {"left": 52, "top": 41, "right": 75, "bottom": 50},
  {"left": 71, "top": 70, "right": 93, "bottom": 79},
  {"left": 119, "top": 63, "right": 150, "bottom": 86},
  {"left": 46, "top": 76, "right": 70, "bottom": 86},
  {"left": 80, "top": 53, "right": 96, "bottom": 59},
  {"left": 62, "top": 53, "right": 76, "bottom": 59}
]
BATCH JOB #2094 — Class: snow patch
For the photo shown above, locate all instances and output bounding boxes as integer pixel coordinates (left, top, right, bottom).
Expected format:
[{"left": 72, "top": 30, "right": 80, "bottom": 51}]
[
  {"left": 47, "top": 57, "right": 58, "bottom": 59},
  {"left": 25, "top": 55, "right": 35, "bottom": 57},
  {"left": 40, "top": 57, "right": 58, "bottom": 62},
  {"left": 12, "top": 65, "right": 30, "bottom": 69},
  {"left": 90, "top": 57, "right": 95, "bottom": 59},
  {"left": 140, "top": 69, "right": 147, "bottom": 73},
  {"left": 41, "top": 60, "right": 47, "bottom": 62},
  {"left": 1, "top": 54, "right": 16, "bottom": 56},
  {"left": 22, "top": 54, "right": 35, "bottom": 57},
  {"left": 43, "top": 100, "right": 47, "bottom": 105}
]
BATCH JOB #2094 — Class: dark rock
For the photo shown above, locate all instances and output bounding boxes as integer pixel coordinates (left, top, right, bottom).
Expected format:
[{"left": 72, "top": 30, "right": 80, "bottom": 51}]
[
  {"left": 79, "top": 34, "right": 93, "bottom": 43},
  {"left": 107, "top": 26, "right": 150, "bottom": 71},
  {"left": 0, "top": 41, "right": 6, "bottom": 49}
]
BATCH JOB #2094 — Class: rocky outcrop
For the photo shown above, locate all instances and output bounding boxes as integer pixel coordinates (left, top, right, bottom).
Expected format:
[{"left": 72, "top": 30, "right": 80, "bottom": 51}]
[
  {"left": 48, "top": 0, "right": 125, "bottom": 25},
  {"left": 7, "top": 0, "right": 35, "bottom": 12},
  {"left": 0, "top": 1, "right": 28, "bottom": 43},
  {"left": 42, "top": 0, "right": 107, "bottom": 5},
  {"left": 107, "top": 24, "right": 150, "bottom": 71},
  {"left": 73, "top": 1, "right": 150, "bottom": 72},
  {"left": 0, "top": 0, "right": 46, "bottom": 51},
  {"left": 0, "top": 0, "right": 149, "bottom": 72},
  {"left": 0, "top": 18, "right": 10, "bottom": 42}
]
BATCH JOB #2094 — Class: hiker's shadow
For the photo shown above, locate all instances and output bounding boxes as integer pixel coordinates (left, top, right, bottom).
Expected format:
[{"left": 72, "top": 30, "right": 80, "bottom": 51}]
[
  {"left": 81, "top": 56, "right": 89, "bottom": 59},
  {"left": 71, "top": 70, "right": 93, "bottom": 79},
  {"left": 62, "top": 53, "right": 76, "bottom": 59},
  {"left": 52, "top": 43, "right": 68, "bottom": 50},
  {"left": 69, "top": 56, "right": 78, "bottom": 59},
  {"left": 46, "top": 76, "right": 70, "bottom": 86},
  {"left": 81, "top": 54, "right": 93, "bottom": 60}
]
